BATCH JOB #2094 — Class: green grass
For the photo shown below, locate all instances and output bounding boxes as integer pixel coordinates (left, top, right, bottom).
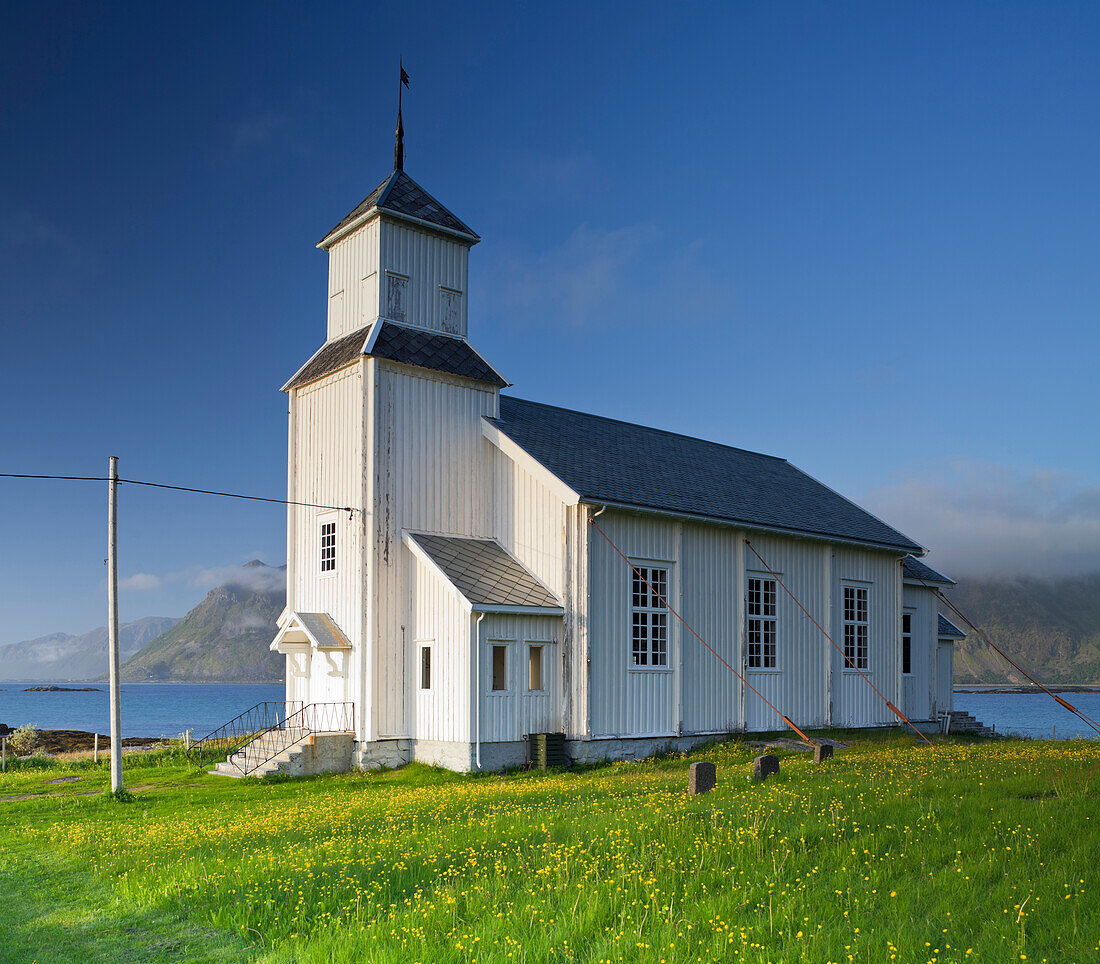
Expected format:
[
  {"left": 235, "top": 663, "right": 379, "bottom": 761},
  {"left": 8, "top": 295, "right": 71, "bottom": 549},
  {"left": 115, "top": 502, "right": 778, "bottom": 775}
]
[{"left": 2, "top": 735, "right": 1099, "bottom": 963}]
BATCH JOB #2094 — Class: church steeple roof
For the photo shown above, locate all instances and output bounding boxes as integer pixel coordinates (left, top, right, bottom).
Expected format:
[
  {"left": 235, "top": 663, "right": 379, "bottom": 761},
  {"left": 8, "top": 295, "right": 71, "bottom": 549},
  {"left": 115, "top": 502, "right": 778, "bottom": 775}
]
[{"left": 319, "top": 169, "right": 479, "bottom": 248}]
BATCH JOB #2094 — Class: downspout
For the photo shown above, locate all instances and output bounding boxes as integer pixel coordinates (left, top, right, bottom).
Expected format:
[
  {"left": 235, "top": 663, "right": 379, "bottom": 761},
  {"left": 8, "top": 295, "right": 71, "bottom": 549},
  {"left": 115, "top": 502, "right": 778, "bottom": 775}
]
[
  {"left": 475, "top": 612, "right": 485, "bottom": 771},
  {"left": 591, "top": 504, "right": 607, "bottom": 520}
]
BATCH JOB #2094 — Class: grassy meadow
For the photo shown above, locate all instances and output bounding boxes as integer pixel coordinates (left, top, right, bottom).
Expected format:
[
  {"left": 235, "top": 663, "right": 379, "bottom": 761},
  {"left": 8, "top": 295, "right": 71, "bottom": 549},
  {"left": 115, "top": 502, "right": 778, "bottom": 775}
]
[{"left": 2, "top": 734, "right": 1098, "bottom": 963}]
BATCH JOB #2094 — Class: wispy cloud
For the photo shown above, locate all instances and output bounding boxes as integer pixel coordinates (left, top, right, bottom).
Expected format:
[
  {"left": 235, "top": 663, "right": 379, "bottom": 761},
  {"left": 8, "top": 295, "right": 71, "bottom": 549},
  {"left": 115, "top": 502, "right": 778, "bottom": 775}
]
[
  {"left": 185, "top": 563, "right": 285, "bottom": 594},
  {"left": 223, "top": 112, "right": 289, "bottom": 158},
  {"left": 120, "top": 573, "right": 161, "bottom": 591},
  {"left": 863, "top": 459, "right": 1100, "bottom": 578},
  {"left": 0, "top": 211, "right": 91, "bottom": 268},
  {"left": 482, "top": 222, "right": 737, "bottom": 331}
]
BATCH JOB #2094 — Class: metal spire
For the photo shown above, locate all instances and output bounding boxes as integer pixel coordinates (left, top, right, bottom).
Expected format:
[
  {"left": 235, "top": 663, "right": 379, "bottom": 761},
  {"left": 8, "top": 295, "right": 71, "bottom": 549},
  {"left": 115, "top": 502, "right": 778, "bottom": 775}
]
[{"left": 395, "top": 61, "right": 410, "bottom": 171}]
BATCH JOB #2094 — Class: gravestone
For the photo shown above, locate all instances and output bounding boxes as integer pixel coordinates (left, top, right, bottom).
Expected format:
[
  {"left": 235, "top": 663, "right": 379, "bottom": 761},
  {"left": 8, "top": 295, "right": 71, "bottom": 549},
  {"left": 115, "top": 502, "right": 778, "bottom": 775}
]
[
  {"left": 688, "top": 761, "right": 716, "bottom": 795},
  {"left": 752, "top": 754, "right": 779, "bottom": 781},
  {"left": 814, "top": 743, "right": 833, "bottom": 763}
]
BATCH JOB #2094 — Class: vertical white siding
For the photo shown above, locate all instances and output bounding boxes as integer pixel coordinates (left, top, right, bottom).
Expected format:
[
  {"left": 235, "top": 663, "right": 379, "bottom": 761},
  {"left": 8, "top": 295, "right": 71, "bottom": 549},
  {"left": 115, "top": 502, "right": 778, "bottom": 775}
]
[
  {"left": 902, "top": 584, "right": 938, "bottom": 721},
  {"left": 372, "top": 365, "right": 497, "bottom": 738},
  {"left": 326, "top": 221, "right": 381, "bottom": 340},
  {"left": 379, "top": 221, "right": 469, "bottom": 335},
  {"left": 408, "top": 553, "right": 473, "bottom": 743},
  {"left": 587, "top": 510, "right": 678, "bottom": 737},
  {"left": 832, "top": 547, "right": 903, "bottom": 727},
  {"left": 479, "top": 615, "right": 562, "bottom": 743},
  {"left": 491, "top": 447, "right": 567, "bottom": 598},
  {"left": 740, "top": 534, "right": 831, "bottom": 731},
  {"left": 563, "top": 504, "right": 589, "bottom": 738},
  {"left": 288, "top": 364, "right": 363, "bottom": 709},
  {"left": 680, "top": 524, "right": 741, "bottom": 734},
  {"left": 936, "top": 642, "right": 954, "bottom": 714}
]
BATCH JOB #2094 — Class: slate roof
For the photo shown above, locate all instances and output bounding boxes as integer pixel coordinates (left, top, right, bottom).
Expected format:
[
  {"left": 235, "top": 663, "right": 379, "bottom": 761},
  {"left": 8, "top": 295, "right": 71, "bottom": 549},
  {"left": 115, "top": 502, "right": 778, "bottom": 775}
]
[
  {"left": 373, "top": 322, "right": 507, "bottom": 387},
  {"left": 902, "top": 556, "right": 955, "bottom": 585},
  {"left": 283, "top": 322, "right": 506, "bottom": 391},
  {"left": 938, "top": 613, "right": 967, "bottom": 638},
  {"left": 320, "top": 170, "right": 479, "bottom": 245},
  {"left": 488, "top": 396, "right": 924, "bottom": 553},
  {"left": 407, "top": 533, "right": 562, "bottom": 611},
  {"left": 295, "top": 613, "right": 352, "bottom": 649}
]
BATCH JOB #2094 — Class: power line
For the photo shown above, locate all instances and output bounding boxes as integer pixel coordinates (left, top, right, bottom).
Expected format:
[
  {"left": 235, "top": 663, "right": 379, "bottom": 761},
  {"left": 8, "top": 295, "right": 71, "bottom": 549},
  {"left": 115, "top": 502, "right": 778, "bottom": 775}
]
[{"left": 0, "top": 473, "right": 358, "bottom": 514}]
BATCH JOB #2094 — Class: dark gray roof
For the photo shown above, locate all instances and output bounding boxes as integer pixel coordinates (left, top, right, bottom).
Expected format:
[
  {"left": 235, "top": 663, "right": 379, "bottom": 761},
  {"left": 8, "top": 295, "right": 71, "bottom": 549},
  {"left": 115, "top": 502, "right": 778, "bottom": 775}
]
[
  {"left": 938, "top": 613, "right": 966, "bottom": 638},
  {"left": 283, "top": 327, "right": 370, "bottom": 390},
  {"left": 283, "top": 322, "right": 506, "bottom": 391},
  {"left": 903, "top": 556, "right": 955, "bottom": 585},
  {"left": 488, "top": 397, "right": 923, "bottom": 553},
  {"left": 320, "top": 170, "right": 479, "bottom": 245},
  {"left": 408, "top": 533, "right": 561, "bottom": 610},
  {"left": 373, "top": 322, "right": 506, "bottom": 387}
]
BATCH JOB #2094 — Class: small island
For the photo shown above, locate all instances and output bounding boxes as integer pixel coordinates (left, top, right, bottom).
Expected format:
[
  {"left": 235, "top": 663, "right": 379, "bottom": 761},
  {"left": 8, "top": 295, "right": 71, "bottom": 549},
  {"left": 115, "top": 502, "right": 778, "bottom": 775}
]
[{"left": 22, "top": 685, "right": 102, "bottom": 692}]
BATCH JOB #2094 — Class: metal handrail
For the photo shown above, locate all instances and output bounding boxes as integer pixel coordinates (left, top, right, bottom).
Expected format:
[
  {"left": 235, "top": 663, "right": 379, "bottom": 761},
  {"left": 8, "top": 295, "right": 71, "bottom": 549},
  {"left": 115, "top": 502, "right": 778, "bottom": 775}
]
[
  {"left": 188, "top": 700, "right": 303, "bottom": 770},
  {"left": 231, "top": 701, "right": 355, "bottom": 776}
]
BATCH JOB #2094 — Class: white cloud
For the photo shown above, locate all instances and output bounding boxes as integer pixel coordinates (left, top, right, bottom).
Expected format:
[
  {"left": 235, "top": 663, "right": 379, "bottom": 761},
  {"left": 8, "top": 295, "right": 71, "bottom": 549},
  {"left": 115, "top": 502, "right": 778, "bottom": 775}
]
[
  {"left": 863, "top": 459, "right": 1100, "bottom": 578},
  {"left": 481, "top": 222, "right": 738, "bottom": 331},
  {"left": 186, "top": 563, "right": 285, "bottom": 594},
  {"left": 225, "top": 112, "right": 288, "bottom": 156},
  {"left": 120, "top": 573, "right": 161, "bottom": 591}
]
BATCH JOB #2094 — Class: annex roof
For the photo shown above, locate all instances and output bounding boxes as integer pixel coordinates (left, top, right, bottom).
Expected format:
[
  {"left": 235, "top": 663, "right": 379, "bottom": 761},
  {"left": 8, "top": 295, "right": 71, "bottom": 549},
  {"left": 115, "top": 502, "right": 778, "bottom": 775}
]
[
  {"left": 938, "top": 613, "right": 967, "bottom": 639},
  {"left": 282, "top": 321, "right": 507, "bottom": 391},
  {"left": 319, "top": 169, "right": 479, "bottom": 247},
  {"left": 486, "top": 396, "right": 924, "bottom": 554},
  {"left": 903, "top": 556, "right": 956, "bottom": 586},
  {"left": 404, "top": 532, "right": 562, "bottom": 613},
  {"left": 270, "top": 611, "right": 351, "bottom": 652}
]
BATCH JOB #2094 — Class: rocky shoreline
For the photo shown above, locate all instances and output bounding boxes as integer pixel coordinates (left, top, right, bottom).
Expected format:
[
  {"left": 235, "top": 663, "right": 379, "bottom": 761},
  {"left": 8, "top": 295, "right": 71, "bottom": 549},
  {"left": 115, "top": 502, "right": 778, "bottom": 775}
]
[{"left": 33, "top": 730, "right": 165, "bottom": 754}]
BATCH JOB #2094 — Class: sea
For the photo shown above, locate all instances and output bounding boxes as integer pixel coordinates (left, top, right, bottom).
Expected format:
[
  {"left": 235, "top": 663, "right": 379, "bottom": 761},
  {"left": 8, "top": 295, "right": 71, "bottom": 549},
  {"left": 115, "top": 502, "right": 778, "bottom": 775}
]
[
  {"left": 1, "top": 682, "right": 1097, "bottom": 742},
  {"left": 0, "top": 682, "right": 285, "bottom": 740}
]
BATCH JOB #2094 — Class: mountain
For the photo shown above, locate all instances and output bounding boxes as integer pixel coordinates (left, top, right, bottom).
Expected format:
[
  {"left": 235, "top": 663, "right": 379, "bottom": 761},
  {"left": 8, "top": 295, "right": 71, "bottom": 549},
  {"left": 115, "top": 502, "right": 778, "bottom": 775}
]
[
  {"left": 0, "top": 616, "right": 180, "bottom": 682},
  {"left": 948, "top": 572, "right": 1100, "bottom": 684},
  {"left": 119, "top": 561, "right": 286, "bottom": 682}
]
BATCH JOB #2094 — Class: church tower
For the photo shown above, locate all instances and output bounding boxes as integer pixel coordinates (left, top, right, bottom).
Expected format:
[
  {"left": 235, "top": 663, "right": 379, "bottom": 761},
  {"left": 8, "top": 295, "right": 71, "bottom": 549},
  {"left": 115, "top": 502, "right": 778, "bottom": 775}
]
[{"left": 273, "top": 120, "right": 508, "bottom": 759}]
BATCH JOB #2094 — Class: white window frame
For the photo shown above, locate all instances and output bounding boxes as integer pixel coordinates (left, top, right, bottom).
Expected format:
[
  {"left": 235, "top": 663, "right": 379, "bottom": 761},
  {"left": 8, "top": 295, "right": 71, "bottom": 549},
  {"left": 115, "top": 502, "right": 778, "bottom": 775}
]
[
  {"left": 746, "top": 572, "right": 779, "bottom": 671},
  {"left": 318, "top": 514, "right": 338, "bottom": 576},
  {"left": 418, "top": 640, "right": 433, "bottom": 692},
  {"left": 629, "top": 559, "right": 671, "bottom": 671},
  {"left": 385, "top": 271, "right": 408, "bottom": 323},
  {"left": 901, "top": 610, "right": 914, "bottom": 676},
  {"left": 526, "top": 641, "right": 548, "bottom": 693},
  {"left": 488, "top": 640, "right": 511, "bottom": 695},
  {"left": 842, "top": 583, "right": 870, "bottom": 671},
  {"left": 439, "top": 286, "right": 462, "bottom": 334}
]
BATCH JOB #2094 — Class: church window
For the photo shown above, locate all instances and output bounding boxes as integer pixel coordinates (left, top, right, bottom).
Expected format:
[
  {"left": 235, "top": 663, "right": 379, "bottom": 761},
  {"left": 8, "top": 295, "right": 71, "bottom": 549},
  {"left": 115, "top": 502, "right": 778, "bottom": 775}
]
[
  {"left": 528, "top": 644, "right": 544, "bottom": 692},
  {"left": 631, "top": 565, "right": 669, "bottom": 667},
  {"left": 491, "top": 644, "right": 508, "bottom": 691},
  {"left": 385, "top": 272, "right": 408, "bottom": 323},
  {"left": 419, "top": 643, "right": 432, "bottom": 690},
  {"left": 747, "top": 576, "right": 778, "bottom": 669},
  {"left": 843, "top": 586, "right": 869, "bottom": 670},
  {"left": 902, "top": 612, "right": 913, "bottom": 675},
  {"left": 320, "top": 521, "right": 336, "bottom": 573},
  {"left": 440, "top": 287, "right": 462, "bottom": 334}
]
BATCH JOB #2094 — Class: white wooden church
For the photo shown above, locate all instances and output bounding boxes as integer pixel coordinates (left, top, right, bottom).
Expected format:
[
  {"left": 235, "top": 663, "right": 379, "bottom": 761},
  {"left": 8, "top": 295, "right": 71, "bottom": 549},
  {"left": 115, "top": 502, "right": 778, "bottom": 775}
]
[{"left": 268, "top": 135, "right": 965, "bottom": 772}]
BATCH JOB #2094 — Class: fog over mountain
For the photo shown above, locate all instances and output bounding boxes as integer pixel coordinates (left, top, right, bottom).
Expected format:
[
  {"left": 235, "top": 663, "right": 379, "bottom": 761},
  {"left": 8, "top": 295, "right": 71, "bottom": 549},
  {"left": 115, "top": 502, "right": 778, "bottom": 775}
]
[{"left": 0, "top": 617, "right": 180, "bottom": 682}]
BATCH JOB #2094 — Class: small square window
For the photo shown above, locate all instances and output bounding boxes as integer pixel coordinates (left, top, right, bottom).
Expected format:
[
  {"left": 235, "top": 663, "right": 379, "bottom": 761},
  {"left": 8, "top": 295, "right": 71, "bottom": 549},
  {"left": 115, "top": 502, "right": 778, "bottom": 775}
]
[
  {"left": 528, "top": 645, "right": 544, "bottom": 692},
  {"left": 491, "top": 644, "right": 508, "bottom": 692},
  {"left": 419, "top": 644, "right": 432, "bottom": 690}
]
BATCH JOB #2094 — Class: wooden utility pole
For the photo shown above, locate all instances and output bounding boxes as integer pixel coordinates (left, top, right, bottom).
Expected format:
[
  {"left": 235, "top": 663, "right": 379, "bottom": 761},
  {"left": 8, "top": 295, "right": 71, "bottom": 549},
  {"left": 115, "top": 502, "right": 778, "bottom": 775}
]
[{"left": 107, "top": 455, "right": 123, "bottom": 792}]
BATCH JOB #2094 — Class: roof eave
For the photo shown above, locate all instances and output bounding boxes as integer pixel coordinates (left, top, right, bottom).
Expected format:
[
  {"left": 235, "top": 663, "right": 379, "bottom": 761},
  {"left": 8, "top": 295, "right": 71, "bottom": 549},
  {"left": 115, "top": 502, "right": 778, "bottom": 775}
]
[
  {"left": 318, "top": 206, "right": 480, "bottom": 250},
  {"left": 581, "top": 498, "right": 923, "bottom": 555}
]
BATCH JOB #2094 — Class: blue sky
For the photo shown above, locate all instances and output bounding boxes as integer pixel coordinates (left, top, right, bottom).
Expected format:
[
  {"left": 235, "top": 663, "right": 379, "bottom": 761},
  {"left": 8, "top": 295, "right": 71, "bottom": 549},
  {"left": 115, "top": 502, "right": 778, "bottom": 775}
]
[{"left": 3, "top": 1, "right": 1099, "bottom": 642}]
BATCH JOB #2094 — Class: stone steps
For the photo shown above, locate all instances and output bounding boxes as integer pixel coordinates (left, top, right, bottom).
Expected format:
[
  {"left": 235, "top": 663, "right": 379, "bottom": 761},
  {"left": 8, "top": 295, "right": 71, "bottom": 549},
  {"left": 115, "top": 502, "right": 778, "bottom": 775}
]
[
  {"left": 210, "top": 730, "right": 313, "bottom": 778},
  {"left": 948, "top": 710, "right": 996, "bottom": 737}
]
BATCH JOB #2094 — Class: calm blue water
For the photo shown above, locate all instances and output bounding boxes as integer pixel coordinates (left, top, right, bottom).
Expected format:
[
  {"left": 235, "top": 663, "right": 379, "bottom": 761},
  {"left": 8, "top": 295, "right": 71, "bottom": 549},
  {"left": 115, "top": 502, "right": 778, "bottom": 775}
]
[
  {"left": 0, "top": 682, "right": 285, "bottom": 739},
  {"left": 955, "top": 691, "right": 1100, "bottom": 740},
  {"left": 1, "top": 682, "right": 1096, "bottom": 741}
]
